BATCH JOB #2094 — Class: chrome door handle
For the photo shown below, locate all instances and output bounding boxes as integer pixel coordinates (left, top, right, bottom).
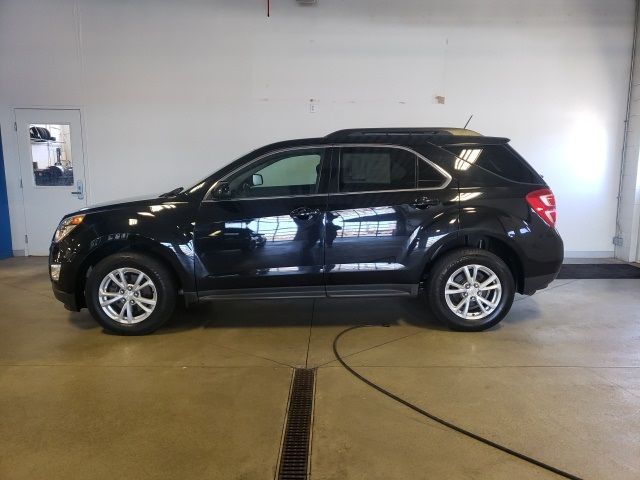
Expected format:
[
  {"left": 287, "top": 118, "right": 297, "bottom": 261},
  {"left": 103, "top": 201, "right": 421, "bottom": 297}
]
[
  {"left": 411, "top": 196, "right": 439, "bottom": 209},
  {"left": 71, "top": 181, "right": 84, "bottom": 200},
  {"left": 290, "top": 207, "right": 320, "bottom": 220}
]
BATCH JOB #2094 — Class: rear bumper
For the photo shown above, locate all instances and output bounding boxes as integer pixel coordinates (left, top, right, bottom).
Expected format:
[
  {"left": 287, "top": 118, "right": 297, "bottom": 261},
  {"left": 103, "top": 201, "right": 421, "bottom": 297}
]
[
  {"left": 52, "top": 283, "right": 80, "bottom": 311},
  {"left": 515, "top": 218, "right": 564, "bottom": 295},
  {"left": 521, "top": 271, "right": 559, "bottom": 296}
]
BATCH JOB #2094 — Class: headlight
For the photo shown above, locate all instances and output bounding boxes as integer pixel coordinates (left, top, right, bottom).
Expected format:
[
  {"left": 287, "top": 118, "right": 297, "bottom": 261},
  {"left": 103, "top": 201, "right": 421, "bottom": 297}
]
[{"left": 54, "top": 214, "right": 85, "bottom": 243}]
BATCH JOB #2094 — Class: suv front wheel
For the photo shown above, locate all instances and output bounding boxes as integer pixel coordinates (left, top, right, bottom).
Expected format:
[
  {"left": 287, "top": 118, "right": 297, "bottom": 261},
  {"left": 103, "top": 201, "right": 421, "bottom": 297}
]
[
  {"left": 85, "top": 252, "right": 177, "bottom": 335},
  {"left": 427, "top": 248, "right": 515, "bottom": 331}
]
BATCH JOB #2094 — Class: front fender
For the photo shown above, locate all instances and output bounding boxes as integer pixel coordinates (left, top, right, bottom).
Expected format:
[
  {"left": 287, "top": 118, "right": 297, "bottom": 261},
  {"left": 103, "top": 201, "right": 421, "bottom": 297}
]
[
  {"left": 51, "top": 200, "right": 198, "bottom": 306},
  {"left": 86, "top": 234, "right": 196, "bottom": 292}
]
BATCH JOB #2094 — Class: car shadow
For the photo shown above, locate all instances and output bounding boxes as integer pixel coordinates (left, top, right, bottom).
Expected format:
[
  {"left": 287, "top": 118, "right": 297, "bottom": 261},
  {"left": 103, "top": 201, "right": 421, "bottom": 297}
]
[
  {"left": 67, "top": 310, "right": 101, "bottom": 330},
  {"left": 67, "top": 295, "right": 536, "bottom": 335},
  {"left": 160, "top": 296, "right": 450, "bottom": 333},
  {"left": 502, "top": 295, "right": 543, "bottom": 325}
]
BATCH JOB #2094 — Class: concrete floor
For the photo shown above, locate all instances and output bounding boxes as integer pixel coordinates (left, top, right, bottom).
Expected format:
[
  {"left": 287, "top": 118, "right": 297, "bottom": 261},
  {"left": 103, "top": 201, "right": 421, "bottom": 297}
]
[{"left": 0, "top": 257, "right": 639, "bottom": 480}]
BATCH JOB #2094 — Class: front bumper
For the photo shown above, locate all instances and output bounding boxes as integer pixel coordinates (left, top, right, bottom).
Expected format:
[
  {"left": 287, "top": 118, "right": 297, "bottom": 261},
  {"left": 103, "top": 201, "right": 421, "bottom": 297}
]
[
  {"left": 52, "top": 283, "right": 81, "bottom": 311},
  {"left": 50, "top": 237, "right": 85, "bottom": 311}
]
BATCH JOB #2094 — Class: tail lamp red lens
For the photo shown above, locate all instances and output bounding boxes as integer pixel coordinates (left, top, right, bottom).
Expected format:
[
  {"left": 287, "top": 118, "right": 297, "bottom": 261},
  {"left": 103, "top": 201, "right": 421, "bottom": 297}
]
[{"left": 526, "top": 188, "right": 556, "bottom": 228}]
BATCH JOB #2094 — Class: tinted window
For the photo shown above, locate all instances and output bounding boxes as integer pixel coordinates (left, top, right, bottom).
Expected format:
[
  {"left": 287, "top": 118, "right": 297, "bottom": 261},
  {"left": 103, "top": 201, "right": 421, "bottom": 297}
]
[
  {"left": 227, "top": 148, "right": 323, "bottom": 198},
  {"left": 444, "top": 145, "right": 537, "bottom": 183},
  {"left": 418, "top": 160, "right": 447, "bottom": 188},
  {"left": 339, "top": 147, "right": 416, "bottom": 193}
]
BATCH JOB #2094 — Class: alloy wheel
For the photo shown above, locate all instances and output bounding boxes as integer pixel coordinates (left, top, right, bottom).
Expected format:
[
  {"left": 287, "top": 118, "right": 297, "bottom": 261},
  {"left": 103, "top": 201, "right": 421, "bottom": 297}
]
[
  {"left": 443, "top": 264, "right": 502, "bottom": 321},
  {"left": 98, "top": 268, "right": 158, "bottom": 324}
]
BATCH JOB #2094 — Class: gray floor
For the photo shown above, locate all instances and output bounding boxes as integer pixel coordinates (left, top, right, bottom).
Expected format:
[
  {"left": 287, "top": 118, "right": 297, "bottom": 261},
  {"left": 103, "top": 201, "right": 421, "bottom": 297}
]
[{"left": 0, "top": 257, "right": 639, "bottom": 479}]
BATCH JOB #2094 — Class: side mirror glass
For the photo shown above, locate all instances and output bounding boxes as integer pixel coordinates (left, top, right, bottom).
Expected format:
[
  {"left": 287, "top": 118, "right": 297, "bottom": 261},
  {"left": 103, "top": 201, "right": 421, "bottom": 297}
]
[
  {"left": 212, "top": 181, "right": 231, "bottom": 199},
  {"left": 252, "top": 174, "right": 263, "bottom": 186}
]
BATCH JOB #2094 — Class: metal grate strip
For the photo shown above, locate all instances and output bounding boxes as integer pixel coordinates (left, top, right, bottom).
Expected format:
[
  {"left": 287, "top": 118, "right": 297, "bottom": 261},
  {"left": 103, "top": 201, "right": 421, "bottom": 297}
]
[{"left": 277, "top": 368, "right": 315, "bottom": 480}]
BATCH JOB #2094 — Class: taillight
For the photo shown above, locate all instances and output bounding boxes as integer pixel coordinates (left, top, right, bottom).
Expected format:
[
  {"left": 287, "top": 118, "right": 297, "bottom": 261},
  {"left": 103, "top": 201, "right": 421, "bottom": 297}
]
[{"left": 526, "top": 188, "right": 556, "bottom": 228}]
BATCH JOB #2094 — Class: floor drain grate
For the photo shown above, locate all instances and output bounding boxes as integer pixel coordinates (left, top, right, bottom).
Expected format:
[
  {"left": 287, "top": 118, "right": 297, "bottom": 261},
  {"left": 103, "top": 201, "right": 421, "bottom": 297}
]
[{"left": 277, "top": 368, "right": 315, "bottom": 480}]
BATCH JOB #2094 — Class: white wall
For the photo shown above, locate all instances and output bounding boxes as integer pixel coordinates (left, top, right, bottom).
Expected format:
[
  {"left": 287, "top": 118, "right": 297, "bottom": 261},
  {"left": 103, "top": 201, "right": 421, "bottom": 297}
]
[{"left": 0, "top": 0, "right": 635, "bottom": 256}]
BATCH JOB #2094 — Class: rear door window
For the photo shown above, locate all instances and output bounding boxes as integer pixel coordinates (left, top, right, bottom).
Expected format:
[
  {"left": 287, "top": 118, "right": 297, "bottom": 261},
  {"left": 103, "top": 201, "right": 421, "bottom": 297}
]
[{"left": 338, "top": 147, "right": 416, "bottom": 193}]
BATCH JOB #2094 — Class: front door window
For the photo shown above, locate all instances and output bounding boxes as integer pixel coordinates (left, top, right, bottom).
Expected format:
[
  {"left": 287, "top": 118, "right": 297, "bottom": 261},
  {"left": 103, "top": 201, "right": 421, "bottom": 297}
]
[{"left": 226, "top": 148, "right": 323, "bottom": 199}]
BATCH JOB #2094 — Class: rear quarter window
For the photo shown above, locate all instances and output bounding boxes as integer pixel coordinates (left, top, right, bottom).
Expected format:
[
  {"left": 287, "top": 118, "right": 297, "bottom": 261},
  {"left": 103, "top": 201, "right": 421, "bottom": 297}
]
[{"left": 445, "top": 145, "right": 540, "bottom": 184}]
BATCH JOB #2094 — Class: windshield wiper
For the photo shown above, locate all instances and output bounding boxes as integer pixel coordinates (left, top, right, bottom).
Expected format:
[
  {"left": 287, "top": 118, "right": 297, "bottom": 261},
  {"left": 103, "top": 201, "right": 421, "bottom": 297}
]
[{"left": 159, "top": 187, "right": 183, "bottom": 198}]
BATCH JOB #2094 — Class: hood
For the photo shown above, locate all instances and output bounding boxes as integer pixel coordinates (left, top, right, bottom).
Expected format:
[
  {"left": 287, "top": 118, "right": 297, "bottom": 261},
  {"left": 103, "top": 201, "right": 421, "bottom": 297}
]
[
  {"left": 84, "top": 194, "right": 160, "bottom": 209},
  {"left": 77, "top": 194, "right": 168, "bottom": 215}
]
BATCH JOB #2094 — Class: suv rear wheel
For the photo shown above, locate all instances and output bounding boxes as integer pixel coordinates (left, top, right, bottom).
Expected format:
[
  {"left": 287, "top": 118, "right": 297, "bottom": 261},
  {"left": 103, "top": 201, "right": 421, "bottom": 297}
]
[
  {"left": 427, "top": 248, "right": 515, "bottom": 331},
  {"left": 85, "top": 252, "right": 177, "bottom": 335}
]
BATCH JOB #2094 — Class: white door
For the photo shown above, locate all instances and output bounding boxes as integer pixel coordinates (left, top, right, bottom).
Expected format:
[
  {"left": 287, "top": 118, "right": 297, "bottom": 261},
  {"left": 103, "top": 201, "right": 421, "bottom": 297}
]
[{"left": 15, "top": 108, "right": 87, "bottom": 255}]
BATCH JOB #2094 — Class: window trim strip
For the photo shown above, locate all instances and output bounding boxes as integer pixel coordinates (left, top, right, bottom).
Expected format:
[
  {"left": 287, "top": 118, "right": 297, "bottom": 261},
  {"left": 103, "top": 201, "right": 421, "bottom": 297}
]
[{"left": 203, "top": 143, "right": 452, "bottom": 202}]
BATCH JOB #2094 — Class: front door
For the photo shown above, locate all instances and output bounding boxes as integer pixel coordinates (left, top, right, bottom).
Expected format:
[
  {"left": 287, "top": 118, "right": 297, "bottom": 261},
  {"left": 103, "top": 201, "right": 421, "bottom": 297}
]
[
  {"left": 325, "top": 145, "right": 458, "bottom": 296},
  {"left": 15, "top": 108, "right": 87, "bottom": 255},
  {"left": 194, "top": 146, "right": 329, "bottom": 296}
]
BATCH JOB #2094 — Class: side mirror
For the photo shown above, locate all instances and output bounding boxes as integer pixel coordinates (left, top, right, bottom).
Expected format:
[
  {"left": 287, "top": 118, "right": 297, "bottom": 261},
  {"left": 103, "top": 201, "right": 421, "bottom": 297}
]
[
  {"left": 212, "top": 181, "right": 231, "bottom": 199},
  {"left": 252, "top": 174, "right": 263, "bottom": 186}
]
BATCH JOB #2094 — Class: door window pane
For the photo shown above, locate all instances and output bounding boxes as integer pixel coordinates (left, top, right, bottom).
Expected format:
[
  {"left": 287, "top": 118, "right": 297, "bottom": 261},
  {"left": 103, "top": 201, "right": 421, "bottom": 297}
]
[
  {"left": 418, "top": 159, "right": 448, "bottom": 188},
  {"left": 339, "top": 147, "right": 416, "bottom": 193},
  {"left": 29, "top": 124, "right": 74, "bottom": 186},
  {"left": 227, "top": 149, "right": 323, "bottom": 199}
]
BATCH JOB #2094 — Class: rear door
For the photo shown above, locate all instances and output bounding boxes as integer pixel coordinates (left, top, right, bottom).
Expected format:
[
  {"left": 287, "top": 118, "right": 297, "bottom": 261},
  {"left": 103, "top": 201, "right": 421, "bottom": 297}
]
[
  {"left": 194, "top": 146, "right": 330, "bottom": 296},
  {"left": 324, "top": 145, "right": 458, "bottom": 296}
]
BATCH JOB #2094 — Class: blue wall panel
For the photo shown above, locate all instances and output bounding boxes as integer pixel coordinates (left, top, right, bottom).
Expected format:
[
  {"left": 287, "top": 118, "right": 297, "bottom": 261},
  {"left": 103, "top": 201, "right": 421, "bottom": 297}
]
[{"left": 0, "top": 130, "right": 13, "bottom": 258}]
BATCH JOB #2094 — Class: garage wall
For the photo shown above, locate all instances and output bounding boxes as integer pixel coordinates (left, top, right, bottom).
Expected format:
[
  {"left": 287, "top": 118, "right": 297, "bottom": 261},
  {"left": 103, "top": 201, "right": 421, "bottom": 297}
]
[
  {"left": 0, "top": 0, "right": 635, "bottom": 257},
  {"left": 615, "top": 2, "right": 640, "bottom": 263}
]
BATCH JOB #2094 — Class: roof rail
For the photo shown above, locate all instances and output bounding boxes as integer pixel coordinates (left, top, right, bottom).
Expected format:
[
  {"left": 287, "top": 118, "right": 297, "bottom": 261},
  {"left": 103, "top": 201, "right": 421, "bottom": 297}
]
[{"left": 325, "top": 127, "right": 482, "bottom": 139}]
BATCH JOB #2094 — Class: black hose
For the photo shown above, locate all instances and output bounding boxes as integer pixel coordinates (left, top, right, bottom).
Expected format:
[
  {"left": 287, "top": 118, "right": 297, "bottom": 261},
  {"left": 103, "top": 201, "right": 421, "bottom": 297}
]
[{"left": 332, "top": 324, "right": 584, "bottom": 480}]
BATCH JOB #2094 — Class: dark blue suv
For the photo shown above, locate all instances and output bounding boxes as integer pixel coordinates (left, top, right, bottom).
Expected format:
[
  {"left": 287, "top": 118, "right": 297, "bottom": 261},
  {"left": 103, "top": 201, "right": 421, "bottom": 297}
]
[{"left": 50, "top": 128, "right": 563, "bottom": 334}]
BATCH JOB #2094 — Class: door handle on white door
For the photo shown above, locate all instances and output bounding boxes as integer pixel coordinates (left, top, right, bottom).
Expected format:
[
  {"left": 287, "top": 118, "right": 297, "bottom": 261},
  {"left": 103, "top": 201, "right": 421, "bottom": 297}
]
[{"left": 71, "top": 181, "right": 84, "bottom": 200}]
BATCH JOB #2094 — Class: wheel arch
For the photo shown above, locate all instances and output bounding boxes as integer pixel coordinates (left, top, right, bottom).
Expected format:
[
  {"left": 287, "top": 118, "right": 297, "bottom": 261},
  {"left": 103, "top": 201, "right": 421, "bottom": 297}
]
[
  {"left": 423, "top": 233, "right": 525, "bottom": 294},
  {"left": 73, "top": 236, "right": 192, "bottom": 309}
]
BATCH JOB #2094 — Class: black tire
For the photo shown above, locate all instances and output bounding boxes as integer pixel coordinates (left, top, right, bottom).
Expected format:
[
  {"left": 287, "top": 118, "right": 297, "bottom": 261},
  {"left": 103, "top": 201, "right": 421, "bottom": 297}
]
[
  {"left": 85, "top": 252, "right": 177, "bottom": 335},
  {"left": 426, "top": 248, "right": 515, "bottom": 332}
]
